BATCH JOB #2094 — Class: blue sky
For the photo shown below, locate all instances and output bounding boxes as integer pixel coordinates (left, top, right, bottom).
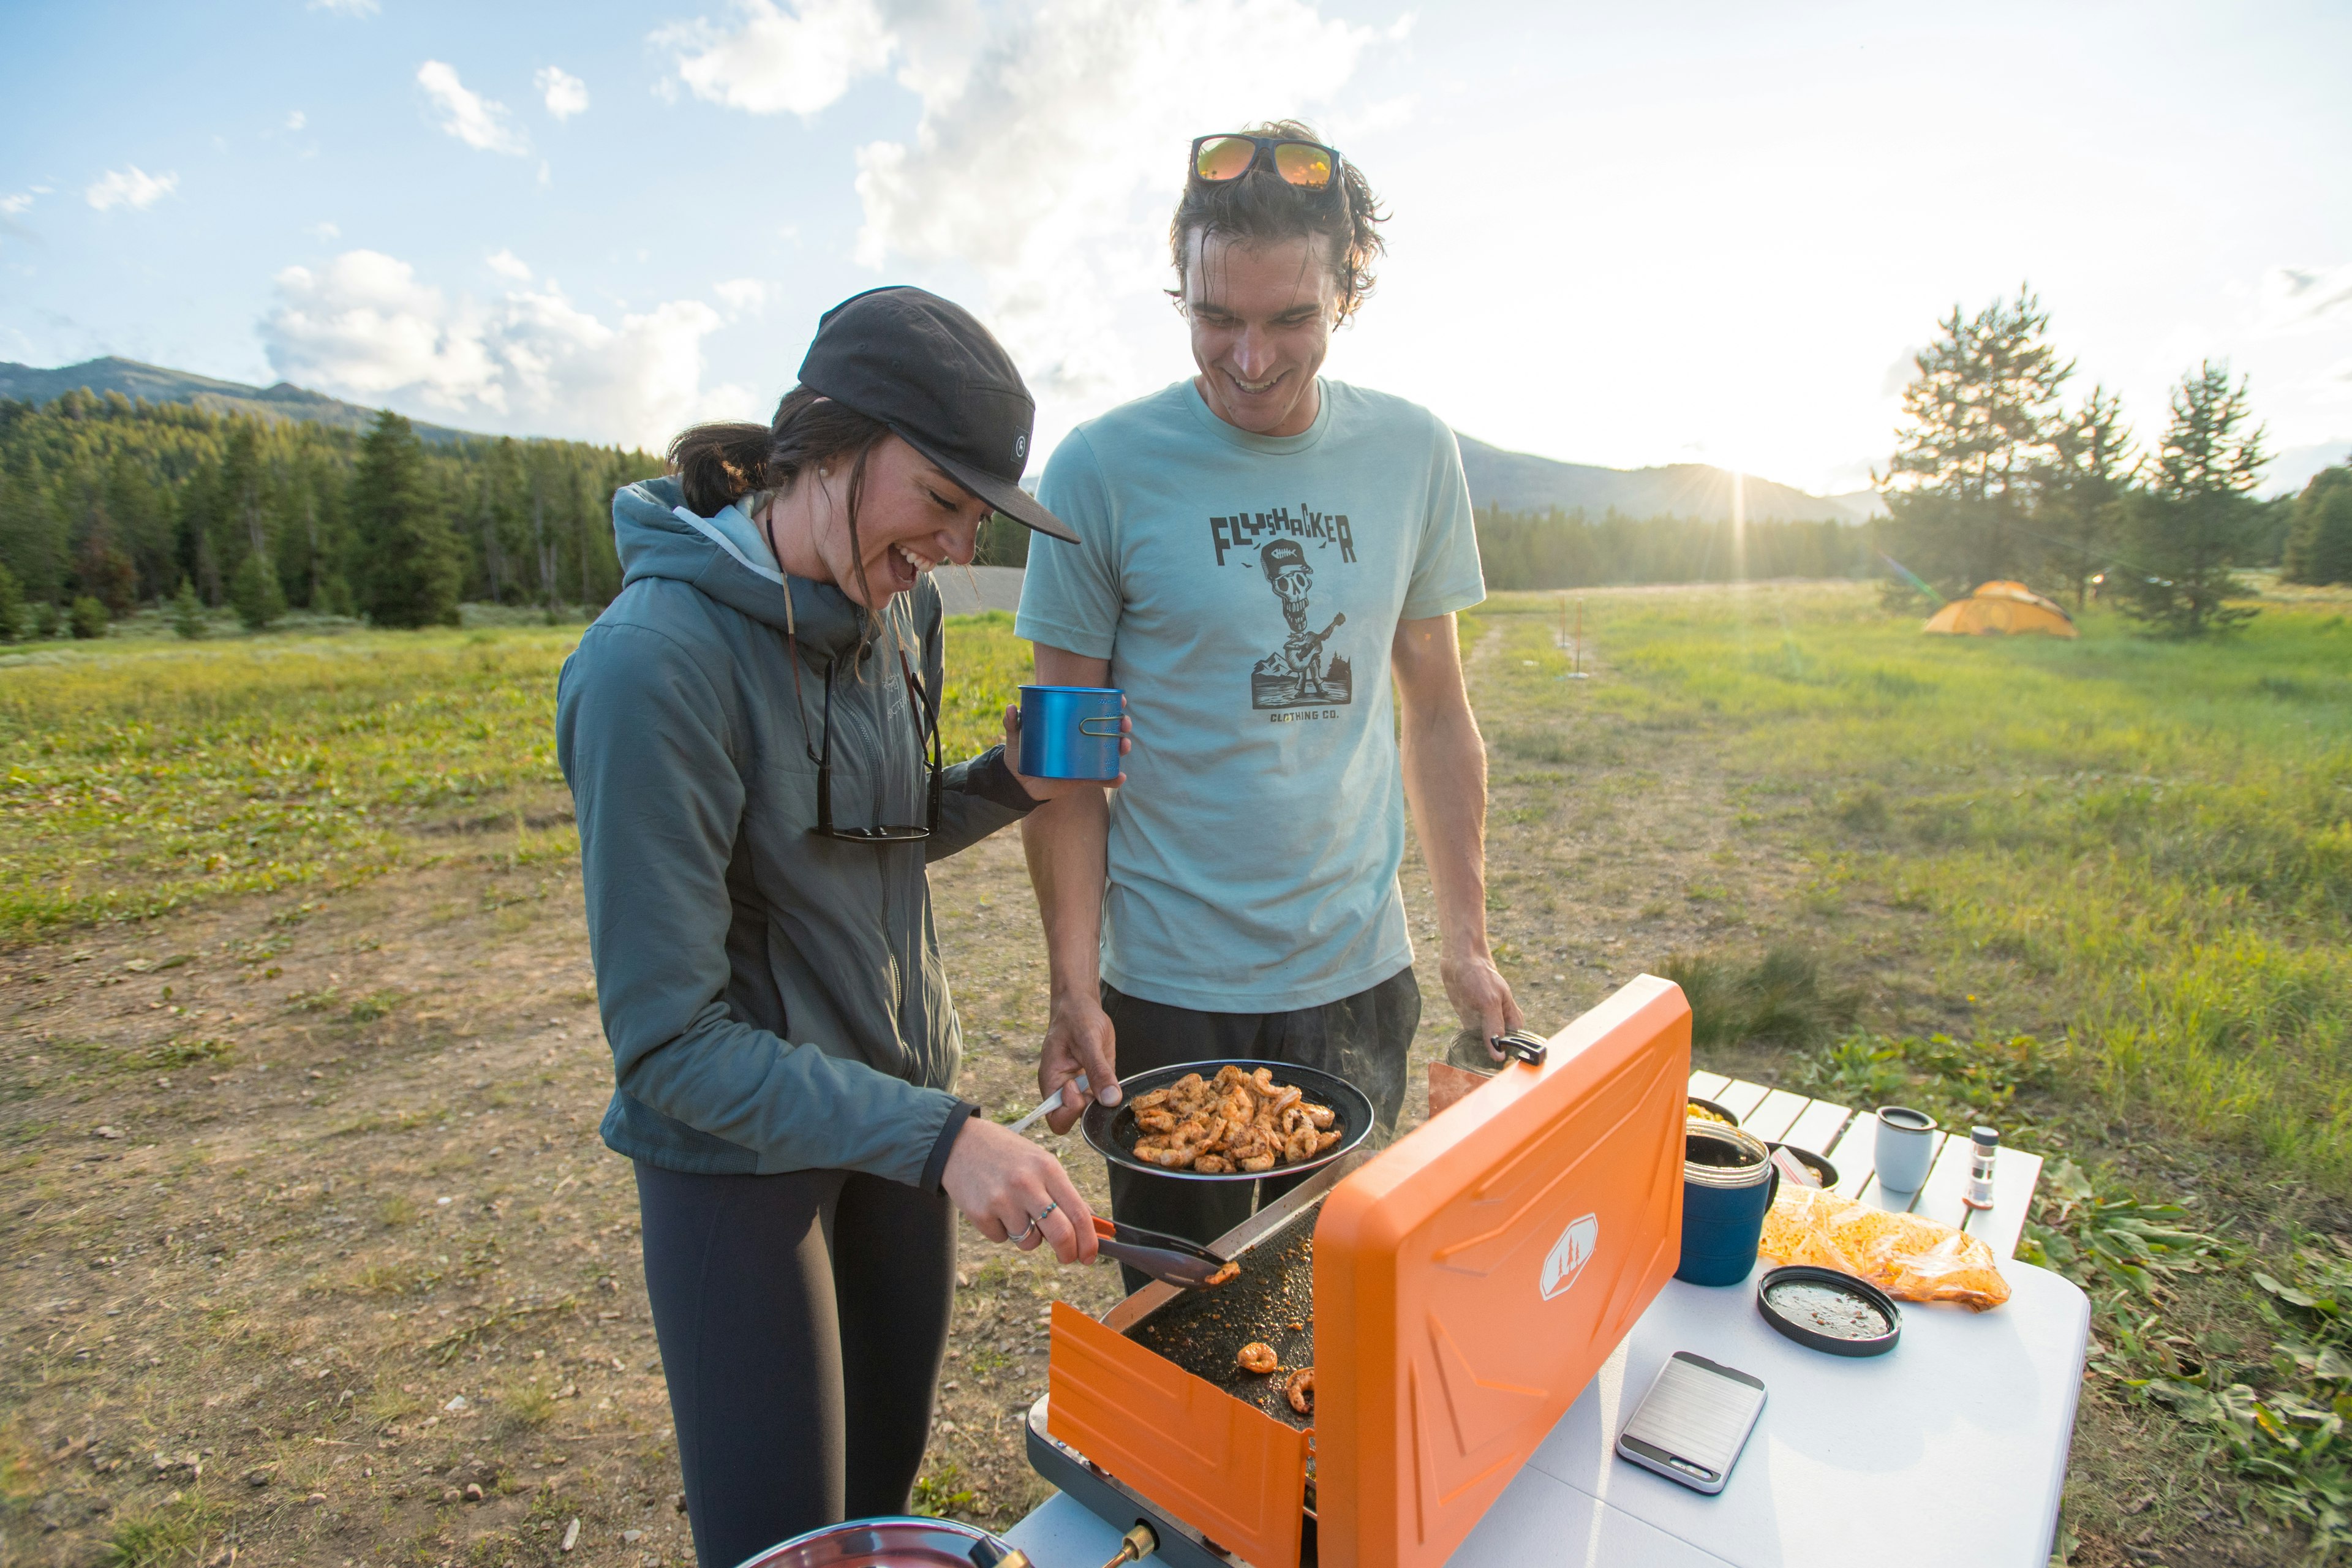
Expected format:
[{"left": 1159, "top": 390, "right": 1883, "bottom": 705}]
[{"left": 5, "top": 0, "right": 2350, "bottom": 496}]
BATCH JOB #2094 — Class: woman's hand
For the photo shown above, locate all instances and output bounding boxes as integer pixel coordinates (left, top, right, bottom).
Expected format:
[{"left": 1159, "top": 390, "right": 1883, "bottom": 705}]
[
  {"left": 941, "top": 1116, "right": 1098, "bottom": 1265},
  {"left": 1002, "top": 700, "right": 1130, "bottom": 803}
]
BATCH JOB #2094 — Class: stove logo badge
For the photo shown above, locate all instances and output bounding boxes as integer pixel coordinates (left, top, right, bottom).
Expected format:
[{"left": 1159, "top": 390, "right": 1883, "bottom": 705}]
[{"left": 1540, "top": 1214, "right": 1600, "bottom": 1302}]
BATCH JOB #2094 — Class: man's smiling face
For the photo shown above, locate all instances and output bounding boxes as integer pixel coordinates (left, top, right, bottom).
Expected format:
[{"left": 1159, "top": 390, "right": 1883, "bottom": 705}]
[{"left": 1183, "top": 228, "right": 1340, "bottom": 439}]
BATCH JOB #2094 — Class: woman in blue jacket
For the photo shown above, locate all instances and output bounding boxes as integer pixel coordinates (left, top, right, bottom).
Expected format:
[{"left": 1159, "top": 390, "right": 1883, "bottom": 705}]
[{"left": 557, "top": 288, "right": 1123, "bottom": 1566}]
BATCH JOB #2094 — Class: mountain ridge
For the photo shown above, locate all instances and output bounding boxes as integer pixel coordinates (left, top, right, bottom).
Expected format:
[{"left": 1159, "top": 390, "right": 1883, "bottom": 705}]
[
  {"left": 1455, "top": 434, "right": 1883, "bottom": 525},
  {"left": 0, "top": 356, "right": 489, "bottom": 447},
  {"left": 2, "top": 355, "right": 1883, "bottom": 519}
]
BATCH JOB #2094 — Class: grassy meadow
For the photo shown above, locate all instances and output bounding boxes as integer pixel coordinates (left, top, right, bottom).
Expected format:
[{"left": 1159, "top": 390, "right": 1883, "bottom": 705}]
[
  {"left": 0, "top": 611, "right": 1030, "bottom": 941},
  {"left": 4, "top": 579, "right": 2352, "bottom": 1566},
  {"left": 1468, "top": 586, "right": 2352, "bottom": 1185}
]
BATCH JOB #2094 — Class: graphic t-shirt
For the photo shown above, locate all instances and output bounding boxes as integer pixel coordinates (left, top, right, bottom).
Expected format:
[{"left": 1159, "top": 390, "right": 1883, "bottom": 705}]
[{"left": 1016, "top": 377, "right": 1487, "bottom": 1012}]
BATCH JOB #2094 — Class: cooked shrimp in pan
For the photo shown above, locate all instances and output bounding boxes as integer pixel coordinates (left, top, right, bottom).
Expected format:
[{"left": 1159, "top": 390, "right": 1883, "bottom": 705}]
[
  {"left": 1237, "top": 1342, "right": 1279, "bottom": 1374},
  {"left": 1286, "top": 1367, "right": 1316, "bottom": 1415},
  {"left": 1126, "top": 1066, "right": 1343, "bottom": 1175}
]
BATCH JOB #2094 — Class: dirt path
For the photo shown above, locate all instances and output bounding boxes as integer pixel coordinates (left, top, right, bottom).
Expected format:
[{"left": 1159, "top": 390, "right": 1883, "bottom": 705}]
[{"left": 0, "top": 608, "right": 1817, "bottom": 1567}]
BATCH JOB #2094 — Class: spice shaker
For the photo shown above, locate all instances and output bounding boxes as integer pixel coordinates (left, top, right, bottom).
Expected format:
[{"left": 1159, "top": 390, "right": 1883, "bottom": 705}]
[{"left": 1964, "top": 1125, "right": 1999, "bottom": 1210}]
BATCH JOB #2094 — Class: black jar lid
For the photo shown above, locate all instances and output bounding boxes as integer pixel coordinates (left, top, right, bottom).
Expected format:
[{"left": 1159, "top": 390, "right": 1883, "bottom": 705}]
[{"left": 1756, "top": 1265, "right": 1902, "bottom": 1357}]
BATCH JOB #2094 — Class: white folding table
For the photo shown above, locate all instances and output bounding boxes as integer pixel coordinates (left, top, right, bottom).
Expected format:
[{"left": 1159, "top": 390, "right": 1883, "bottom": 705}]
[
  {"left": 1009, "top": 1258, "right": 2086, "bottom": 1567},
  {"left": 1009, "top": 1073, "right": 2084, "bottom": 1567}
]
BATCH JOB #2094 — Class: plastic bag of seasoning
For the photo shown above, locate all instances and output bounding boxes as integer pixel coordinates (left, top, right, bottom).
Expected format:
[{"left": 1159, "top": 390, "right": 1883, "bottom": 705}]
[{"left": 1758, "top": 1185, "right": 2011, "bottom": 1311}]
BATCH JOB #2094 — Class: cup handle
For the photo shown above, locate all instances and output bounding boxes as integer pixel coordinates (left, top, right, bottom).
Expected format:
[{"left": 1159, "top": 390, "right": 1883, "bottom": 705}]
[{"left": 1077, "top": 717, "right": 1123, "bottom": 737}]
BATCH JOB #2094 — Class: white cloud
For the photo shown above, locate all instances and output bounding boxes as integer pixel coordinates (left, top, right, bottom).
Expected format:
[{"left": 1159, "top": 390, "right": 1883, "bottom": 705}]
[
  {"left": 655, "top": 0, "right": 895, "bottom": 117},
  {"left": 712, "top": 277, "right": 769, "bottom": 314},
  {"left": 536, "top": 66, "right": 590, "bottom": 120},
  {"left": 849, "top": 0, "right": 1378, "bottom": 413},
  {"left": 308, "top": 220, "right": 341, "bottom": 239},
  {"left": 486, "top": 249, "right": 533, "bottom": 281},
  {"left": 417, "top": 61, "right": 529, "bottom": 156},
  {"left": 1, "top": 193, "right": 31, "bottom": 216},
  {"left": 2258, "top": 264, "right": 2352, "bottom": 333},
  {"left": 86, "top": 166, "right": 179, "bottom": 211},
  {"left": 285, "top": 110, "right": 307, "bottom": 132},
  {"left": 260, "top": 247, "right": 753, "bottom": 448},
  {"left": 309, "top": 0, "right": 379, "bottom": 13}
]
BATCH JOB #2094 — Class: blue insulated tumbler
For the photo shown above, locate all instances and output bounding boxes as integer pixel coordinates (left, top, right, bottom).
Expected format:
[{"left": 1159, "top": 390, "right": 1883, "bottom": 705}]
[
  {"left": 1676, "top": 1124, "right": 1781, "bottom": 1287},
  {"left": 1017, "top": 685, "right": 1123, "bottom": 782}
]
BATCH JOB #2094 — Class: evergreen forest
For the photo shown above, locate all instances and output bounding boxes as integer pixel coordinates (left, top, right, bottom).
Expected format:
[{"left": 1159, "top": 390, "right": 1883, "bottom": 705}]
[
  {"left": 1474, "top": 508, "right": 1873, "bottom": 590},
  {"left": 0, "top": 388, "right": 661, "bottom": 635}
]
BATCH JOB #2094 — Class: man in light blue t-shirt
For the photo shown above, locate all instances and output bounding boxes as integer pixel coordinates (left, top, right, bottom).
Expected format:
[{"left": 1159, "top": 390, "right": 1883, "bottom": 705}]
[{"left": 1017, "top": 122, "right": 1523, "bottom": 1265}]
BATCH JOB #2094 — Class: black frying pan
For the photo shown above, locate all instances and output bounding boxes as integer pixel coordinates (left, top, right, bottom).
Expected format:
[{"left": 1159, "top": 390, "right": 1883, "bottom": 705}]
[{"left": 1080, "top": 1058, "right": 1375, "bottom": 1184}]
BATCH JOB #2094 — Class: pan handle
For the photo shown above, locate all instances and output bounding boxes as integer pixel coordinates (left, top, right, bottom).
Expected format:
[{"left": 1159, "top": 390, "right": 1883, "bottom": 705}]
[
  {"left": 1490, "top": 1030, "right": 1550, "bottom": 1067},
  {"left": 1092, "top": 1214, "right": 1116, "bottom": 1240}
]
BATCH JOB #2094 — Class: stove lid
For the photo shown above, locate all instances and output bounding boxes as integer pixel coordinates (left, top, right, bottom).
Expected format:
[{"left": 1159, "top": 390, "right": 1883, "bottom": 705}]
[{"left": 1314, "top": 974, "right": 1691, "bottom": 1568}]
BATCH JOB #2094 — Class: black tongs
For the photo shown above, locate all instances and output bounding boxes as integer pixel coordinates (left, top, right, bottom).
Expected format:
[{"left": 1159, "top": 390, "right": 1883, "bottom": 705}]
[{"left": 1091, "top": 1215, "right": 1236, "bottom": 1290}]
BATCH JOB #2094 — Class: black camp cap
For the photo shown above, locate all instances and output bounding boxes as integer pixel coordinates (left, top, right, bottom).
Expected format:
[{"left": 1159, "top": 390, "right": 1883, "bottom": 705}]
[{"left": 797, "top": 286, "right": 1078, "bottom": 543}]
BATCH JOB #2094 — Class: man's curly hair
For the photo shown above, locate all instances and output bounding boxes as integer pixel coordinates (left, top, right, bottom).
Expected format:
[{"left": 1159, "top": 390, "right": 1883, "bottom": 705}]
[{"left": 1167, "top": 120, "right": 1387, "bottom": 324}]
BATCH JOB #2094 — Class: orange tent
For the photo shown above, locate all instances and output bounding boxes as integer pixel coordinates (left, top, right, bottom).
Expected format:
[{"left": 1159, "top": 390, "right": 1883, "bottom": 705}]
[{"left": 1923, "top": 580, "right": 2078, "bottom": 638}]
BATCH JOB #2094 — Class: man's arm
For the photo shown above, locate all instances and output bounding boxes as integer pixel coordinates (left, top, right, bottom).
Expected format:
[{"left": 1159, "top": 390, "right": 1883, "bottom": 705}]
[
  {"left": 1392, "top": 612, "right": 1522, "bottom": 1055},
  {"left": 1020, "top": 643, "right": 1123, "bottom": 1131}
]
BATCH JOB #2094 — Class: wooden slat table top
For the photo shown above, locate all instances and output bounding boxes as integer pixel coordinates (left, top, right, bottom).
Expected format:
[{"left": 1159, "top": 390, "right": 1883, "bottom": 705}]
[
  {"left": 1777, "top": 1098, "right": 1852, "bottom": 1158},
  {"left": 1687, "top": 1070, "right": 2041, "bottom": 1260},
  {"left": 1741, "top": 1087, "right": 1812, "bottom": 1144},
  {"left": 1713, "top": 1079, "right": 1774, "bottom": 1120}
]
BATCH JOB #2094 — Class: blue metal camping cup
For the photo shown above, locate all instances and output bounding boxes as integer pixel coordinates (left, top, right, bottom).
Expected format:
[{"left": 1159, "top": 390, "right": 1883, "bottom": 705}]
[
  {"left": 1017, "top": 685, "right": 1123, "bottom": 782},
  {"left": 1676, "top": 1123, "right": 1781, "bottom": 1287}
]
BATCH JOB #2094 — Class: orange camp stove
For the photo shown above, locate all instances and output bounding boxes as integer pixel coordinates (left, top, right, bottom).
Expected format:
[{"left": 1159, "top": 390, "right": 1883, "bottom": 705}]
[{"left": 1028, "top": 976, "right": 1692, "bottom": 1568}]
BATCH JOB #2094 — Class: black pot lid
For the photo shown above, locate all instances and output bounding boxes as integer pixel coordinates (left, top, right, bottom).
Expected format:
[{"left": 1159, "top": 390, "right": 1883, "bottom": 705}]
[{"left": 1756, "top": 1265, "right": 1902, "bottom": 1357}]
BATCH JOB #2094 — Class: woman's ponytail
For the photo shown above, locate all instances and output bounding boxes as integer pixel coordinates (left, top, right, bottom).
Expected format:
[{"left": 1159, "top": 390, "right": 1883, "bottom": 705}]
[
  {"left": 665, "top": 390, "right": 894, "bottom": 654},
  {"left": 669, "top": 423, "right": 776, "bottom": 516},
  {"left": 666, "top": 392, "right": 890, "bottom": 518}
]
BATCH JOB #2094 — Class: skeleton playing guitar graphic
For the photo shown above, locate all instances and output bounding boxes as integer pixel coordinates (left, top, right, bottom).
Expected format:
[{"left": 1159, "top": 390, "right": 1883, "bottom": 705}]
[{"left": 1250, "top": 539, "right": 1352, "bottom": 710}]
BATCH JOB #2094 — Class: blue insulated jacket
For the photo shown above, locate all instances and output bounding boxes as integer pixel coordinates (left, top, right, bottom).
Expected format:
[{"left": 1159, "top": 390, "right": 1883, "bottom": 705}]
[{"left": 556, "top": 477, "right": 1036, "bottom": 1188}]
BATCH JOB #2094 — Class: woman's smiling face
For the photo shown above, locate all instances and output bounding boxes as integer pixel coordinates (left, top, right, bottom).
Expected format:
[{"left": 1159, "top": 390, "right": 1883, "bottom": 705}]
[{"left": 771, "top": 434, "right": 993, "bottom": 610}]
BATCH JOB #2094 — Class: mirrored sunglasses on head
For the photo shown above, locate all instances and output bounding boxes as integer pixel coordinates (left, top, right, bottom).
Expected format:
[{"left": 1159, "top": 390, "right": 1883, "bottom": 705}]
[{"left": 1189, "top": 133, "right": 1340, "bottom": 191}]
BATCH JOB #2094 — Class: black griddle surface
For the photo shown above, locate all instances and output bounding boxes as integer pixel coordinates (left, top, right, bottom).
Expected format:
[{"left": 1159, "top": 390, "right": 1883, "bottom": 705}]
[{"left": 1124, "top": 1201, "right": 1319, "bottom": 1431}]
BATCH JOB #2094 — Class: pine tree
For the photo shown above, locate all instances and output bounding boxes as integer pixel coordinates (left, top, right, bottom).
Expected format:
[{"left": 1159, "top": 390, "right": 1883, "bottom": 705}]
[
  {"left": 2039, "top": 385, "right": 2133, "bottom": 609},
  {"left": 2280, "top": 466, "right": 2352, "bottom": 586},
  {"left": 2117, "top": 362, "right": 2267, "bottom": 636},
  {"left": 350, "top": 410, "right": 463, "bottom": 628},
  {"left": 230, "top": 549, "right": 288, "bottom": 630},
  {"left": 1880, "top": 288, "right": 2073, "bottom": 595},
  {"left": 106, "top": 450, "right": 173, "bottom": 603},
  {"left": 170, "top": 576, "right": 206, "bottom": 639},
  {"left": 0, "top": 452, "right": 67, "bottom": 606},
  {"left": 74, "top": 500, "right": 140, "bottom": 613},
  {"left": 218, "top": 423, "right": 268, "bottom": 604},
  {"left": 68, "top": 595, "right": 109, "bottom": 639},
  {"left": 0, "top": 559, "right": 22, "bottom": 642}
]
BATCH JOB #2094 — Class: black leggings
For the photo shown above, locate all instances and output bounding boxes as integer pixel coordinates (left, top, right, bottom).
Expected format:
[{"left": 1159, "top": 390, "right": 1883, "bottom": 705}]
[{"left": 634, "top": 1162, "right": 956, "bottom": 1568}]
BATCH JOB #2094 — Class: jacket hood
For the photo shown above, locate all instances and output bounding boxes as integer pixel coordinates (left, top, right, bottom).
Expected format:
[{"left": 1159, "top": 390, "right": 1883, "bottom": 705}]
[{"left": 612, "top": 475, "right": 874, "bottom": 658}]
